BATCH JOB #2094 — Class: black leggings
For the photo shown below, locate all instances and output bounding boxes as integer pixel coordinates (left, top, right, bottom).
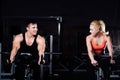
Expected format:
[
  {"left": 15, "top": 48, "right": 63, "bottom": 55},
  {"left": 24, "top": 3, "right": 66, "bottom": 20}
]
[
  {"left": 15, "top": 63, "right": 40, "bottom": 80},
  {"left": 14, "top": 55, "right": 40, "bottom": 80},
  {"left": 87, "top": 55, "right": 111, "bottom": 80}
]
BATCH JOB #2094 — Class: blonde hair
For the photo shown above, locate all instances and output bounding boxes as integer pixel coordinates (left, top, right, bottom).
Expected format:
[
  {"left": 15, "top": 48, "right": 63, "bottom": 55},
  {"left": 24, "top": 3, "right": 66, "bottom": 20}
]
[
  {"left": 91, "top": 20, "right": 106, "bottom": 33},
  {"left": 99, "top": 20, "right": 106, "bottom": 33}
]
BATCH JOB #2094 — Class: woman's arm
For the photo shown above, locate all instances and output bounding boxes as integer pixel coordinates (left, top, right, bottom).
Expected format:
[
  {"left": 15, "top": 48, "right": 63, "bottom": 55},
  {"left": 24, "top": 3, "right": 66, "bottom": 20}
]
[
  {"left": 86, "top": 36, "right": 97, "bottom": 66},
  {"left": 106, "top": 36, "right": 115, "bottom": 64}
]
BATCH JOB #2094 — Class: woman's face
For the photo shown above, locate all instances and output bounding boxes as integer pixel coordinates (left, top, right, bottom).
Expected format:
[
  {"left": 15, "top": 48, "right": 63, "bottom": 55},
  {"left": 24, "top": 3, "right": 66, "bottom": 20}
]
[{"left": 89, "top": 22, "right": 100, "bottom": 36}]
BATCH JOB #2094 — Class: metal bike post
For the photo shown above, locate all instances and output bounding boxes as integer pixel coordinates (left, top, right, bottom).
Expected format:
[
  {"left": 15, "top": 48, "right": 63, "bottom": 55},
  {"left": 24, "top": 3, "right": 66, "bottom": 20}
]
[
  {"left": 49, "top": 35, "right": 53, "bottom": 75},
  {"left": 0, "top": 53, "right": 1, "bottom": 79}
]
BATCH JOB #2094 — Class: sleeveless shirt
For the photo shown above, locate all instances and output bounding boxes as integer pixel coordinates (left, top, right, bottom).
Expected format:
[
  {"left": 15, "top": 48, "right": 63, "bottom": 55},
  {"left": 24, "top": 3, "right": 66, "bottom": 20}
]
[{"left": 18, "top": 33, "right": 38, "bottom": 60}]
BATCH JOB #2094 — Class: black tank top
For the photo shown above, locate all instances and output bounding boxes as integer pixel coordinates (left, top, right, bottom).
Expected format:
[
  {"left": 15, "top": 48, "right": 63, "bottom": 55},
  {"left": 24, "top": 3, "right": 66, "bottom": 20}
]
[{"left": 18, "top": 33, "right": 38, "bottom": 60}]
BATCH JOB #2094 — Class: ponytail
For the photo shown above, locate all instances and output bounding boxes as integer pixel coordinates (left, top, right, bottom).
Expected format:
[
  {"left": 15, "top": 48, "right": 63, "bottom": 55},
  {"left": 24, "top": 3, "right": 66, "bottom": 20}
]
[{"left": 99, "top": 20, "right": 106, "bottom": 33}]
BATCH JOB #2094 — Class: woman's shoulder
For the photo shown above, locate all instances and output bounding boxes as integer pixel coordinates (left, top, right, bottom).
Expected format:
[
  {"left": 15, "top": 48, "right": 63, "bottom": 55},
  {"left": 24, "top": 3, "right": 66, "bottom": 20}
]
[
  {"left": 102, "top": 33, "right": 111, "bottom": 41},
  {"left": 86, "top": 34, "right": 92, "bottom": 38},
  {"left": 102, "top": 32, "right": 110, "bottom": 36},
  {"left": 86, "top": 35, "right": 93, "bottom": 41}
]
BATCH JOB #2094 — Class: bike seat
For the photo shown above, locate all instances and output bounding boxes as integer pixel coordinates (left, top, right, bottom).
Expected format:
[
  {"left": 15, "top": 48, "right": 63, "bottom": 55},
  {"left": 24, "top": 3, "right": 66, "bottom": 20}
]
[{"left": 19, "top": 53, "right": 33, "bottom": 65}]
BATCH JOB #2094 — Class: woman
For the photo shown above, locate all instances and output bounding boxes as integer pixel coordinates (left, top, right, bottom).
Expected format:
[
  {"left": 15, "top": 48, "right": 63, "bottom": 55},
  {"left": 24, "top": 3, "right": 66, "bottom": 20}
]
[{"left": 86, "top": 20, "right": 115, "bottom": 80}]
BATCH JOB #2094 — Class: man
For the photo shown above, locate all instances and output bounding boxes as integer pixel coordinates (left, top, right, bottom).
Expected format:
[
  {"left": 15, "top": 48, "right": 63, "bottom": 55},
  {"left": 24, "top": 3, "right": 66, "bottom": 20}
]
[{"left": 10, "top": 19, "right": 46, "bottom": 80}]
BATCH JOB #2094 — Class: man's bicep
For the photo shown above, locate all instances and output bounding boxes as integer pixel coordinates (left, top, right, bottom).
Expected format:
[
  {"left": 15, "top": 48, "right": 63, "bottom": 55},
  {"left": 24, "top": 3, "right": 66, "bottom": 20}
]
[
  {"left": 12, "top": 37, "right": 20, "bottom": 50},
  {"left": 38, "top": 41, "right": 45, "bottom": 52},
  {"left": 37, "top": 39, "right": 46, "bottom": 54}
]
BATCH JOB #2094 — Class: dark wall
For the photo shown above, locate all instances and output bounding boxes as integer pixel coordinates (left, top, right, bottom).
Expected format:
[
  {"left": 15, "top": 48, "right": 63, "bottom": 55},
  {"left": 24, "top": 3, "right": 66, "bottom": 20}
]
[
  {"left": 1, "top": 0, "right": 120, "bottom": 27},
  {"left": 1, "top": 0, "right": 119, "bottom": 21}
]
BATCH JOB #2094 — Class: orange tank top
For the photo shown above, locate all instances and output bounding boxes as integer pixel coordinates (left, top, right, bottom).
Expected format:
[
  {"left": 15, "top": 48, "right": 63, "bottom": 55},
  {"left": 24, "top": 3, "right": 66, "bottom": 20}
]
[{"left": 91, "top": 38, "right": 107, "bottom": 53}]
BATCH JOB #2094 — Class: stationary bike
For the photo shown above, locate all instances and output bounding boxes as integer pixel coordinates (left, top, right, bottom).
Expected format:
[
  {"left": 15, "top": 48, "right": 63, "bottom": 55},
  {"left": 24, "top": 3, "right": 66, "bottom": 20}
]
[
  {"left": 95, "top": 64, "right": 104, "bottom": 80},
  {"left": 19, "top": 53, "right": 33, "bottom": 80},
  {"left": 14, "top": 53, "right": 45, "bottom": 80},
  {"left": 95, "top": 55, "right": 111, "bottom": 80}
]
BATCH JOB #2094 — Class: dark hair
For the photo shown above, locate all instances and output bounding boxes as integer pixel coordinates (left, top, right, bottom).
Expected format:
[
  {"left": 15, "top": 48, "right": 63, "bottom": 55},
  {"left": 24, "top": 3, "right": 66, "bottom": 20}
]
[{"left": 25, "top": 19, "right": 38, "bottom": 27}]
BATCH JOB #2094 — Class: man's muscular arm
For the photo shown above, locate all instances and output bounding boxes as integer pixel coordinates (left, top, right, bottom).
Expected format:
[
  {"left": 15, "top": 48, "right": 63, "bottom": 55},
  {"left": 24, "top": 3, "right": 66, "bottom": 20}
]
[
  {"left": 10, "top": 34, "right": 22, "bottom": 63},
  {"left": 37, "top": 35, "right": 46, "bottom": 65}
]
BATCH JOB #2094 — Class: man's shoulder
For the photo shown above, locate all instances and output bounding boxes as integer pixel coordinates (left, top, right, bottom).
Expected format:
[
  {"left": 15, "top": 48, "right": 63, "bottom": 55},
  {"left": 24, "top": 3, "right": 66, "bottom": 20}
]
[
  {"left": 36, "top": 35, "right": 45, "bottom": 41},
  {"left": 37, "top": 35, "right": 45, "bottom": 39},
  {"left": 36, "top": 35, "right": 45, "bottom": 44},
  {"left": 14, "top": 33, "right": 23, "bottom": 42}
]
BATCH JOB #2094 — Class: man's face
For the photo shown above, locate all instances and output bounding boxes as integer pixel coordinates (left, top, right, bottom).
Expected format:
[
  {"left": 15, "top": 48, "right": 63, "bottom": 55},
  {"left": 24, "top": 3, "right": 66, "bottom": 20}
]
[{"left": 27, "top": 23, "right": 38, "bottom": 35}]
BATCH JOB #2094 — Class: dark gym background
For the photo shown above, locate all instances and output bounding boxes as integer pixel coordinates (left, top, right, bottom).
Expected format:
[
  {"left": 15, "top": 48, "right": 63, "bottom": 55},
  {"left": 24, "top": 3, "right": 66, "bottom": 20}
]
[{"left": 0, "top": 0, "right": 120, "bottom": 80}]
